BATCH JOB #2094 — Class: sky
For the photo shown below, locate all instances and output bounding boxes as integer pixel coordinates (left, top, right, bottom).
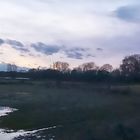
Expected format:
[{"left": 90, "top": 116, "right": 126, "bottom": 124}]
[{"left": 0, "top": 0, "right": 140, "bottom": 69}]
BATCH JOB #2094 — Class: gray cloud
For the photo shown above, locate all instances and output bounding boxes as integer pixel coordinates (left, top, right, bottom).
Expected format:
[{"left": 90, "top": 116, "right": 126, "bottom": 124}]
[
  {"left": 10, "top": 45, "right": 29, "bottom": 53},
  {"left": 28, "top": 53, "right": 41, "bottom": 58},
  {"left": 64, "top": 47, "right": 88, "bottom": 59},
  {"left": 66, "top": 52, "right": 83, "bottom": 59},
  {"left": 0, "top": 39, "right": 4, "bottom": 45},
  {"left": 20, "top": 54, "right": 26, "bottom": 57},
  {"left": 3, "top": 39, "right": 30, "bottom": 53},
  {"left": 16, "top": 47, "right": 29, "bottom": 53},
  {"left": 86, "top": 54, "right": 95, "bottom": 58},
  {"left": 0, "top": 38, "right": 30, "bottom": 54},
  {"left": 31, "top": 42, "right": 61, "bottom": 55},
  {"left": 114, "top": 5, "right": 140, "bottom": 22},
  {"left": 31, "top": 42, "right": 93, "bottom": 59},
  {"left": 96, "top": 48, "right": 103, "bottom": 51},
  {"left": 6, "top": 39, "right": 24, "bottom": 47},
  {"left": 64, "top": 47, "right": 97, "bottom": 59}
]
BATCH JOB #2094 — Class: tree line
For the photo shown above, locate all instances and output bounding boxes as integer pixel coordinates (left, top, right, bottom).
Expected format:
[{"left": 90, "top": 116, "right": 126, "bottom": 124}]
[{"left": 0, "top": 54, "right": 140, "bottom": 83}]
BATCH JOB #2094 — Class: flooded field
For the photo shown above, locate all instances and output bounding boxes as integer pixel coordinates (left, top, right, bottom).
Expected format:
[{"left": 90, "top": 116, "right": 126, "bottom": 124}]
[{"left": 0, "top": 82, "right": 140, "bottom": 140}]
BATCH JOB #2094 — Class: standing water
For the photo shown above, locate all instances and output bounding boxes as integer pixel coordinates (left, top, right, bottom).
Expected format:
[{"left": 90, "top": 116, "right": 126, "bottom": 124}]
[{"left": 0, "top": 107, "right": 56, "bottom": 140}]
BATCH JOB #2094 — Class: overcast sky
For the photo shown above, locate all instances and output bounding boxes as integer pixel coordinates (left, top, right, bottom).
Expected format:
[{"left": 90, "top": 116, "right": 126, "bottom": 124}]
[{"left": 0, "top": 0, "right": 140, "bottom": 69}]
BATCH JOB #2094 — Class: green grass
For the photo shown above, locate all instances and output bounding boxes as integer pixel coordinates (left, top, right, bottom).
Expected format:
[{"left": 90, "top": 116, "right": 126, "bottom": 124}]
[{"left": 0, "top": 81, "right": 140, "bottom": 140}]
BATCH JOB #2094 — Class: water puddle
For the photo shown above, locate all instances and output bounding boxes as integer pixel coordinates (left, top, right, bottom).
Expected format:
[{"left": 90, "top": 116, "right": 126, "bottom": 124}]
[
  {"left": 0, "top": 107, "right": 17, "bottom": 117},
  {"left": 0, "top": 106, "right": 57, "bottom": 140}
]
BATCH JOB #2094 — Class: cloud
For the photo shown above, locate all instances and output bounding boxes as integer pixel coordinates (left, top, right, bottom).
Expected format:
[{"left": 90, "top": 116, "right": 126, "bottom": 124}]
[
  {"left": 96, "top": 48, "right": 103, "bottom": 51},
  {"left": 31, "top": 42, "right": 93, "bottom": 60},
  {"left": 15, "top": 47, "right": 29, "bottom": 53},
  {"left": 66, "top": 52, "right": 83, "bottom": 59},
  {"left": 86, "top": 54, "right": 95, "bottom": 58},
  {"left": 31, "top": 42, "right": 61, "bottom": 55},
  {"left": 6, "top": 39, "right": 24, "bottom": 47},
  {"left": 0, "top": 38, "right": 29, "bottom": 53},
  {"left": 5, "top": 39, "right": 29, "bottom": 53},
  {"left": 114, "top": 5, "right": 140, "bottom": 22},
  {"left": 0, "top": 39, "right": 4, "bottom": 45},
  {"left": 60, "top": 46, "right": 96, "bottom": 59},
  {"left": 64, "top": 47, "right": 87, "bottom": 59},
  {"left": 20, "top": 54, "right": 25, "bottom": 57}
]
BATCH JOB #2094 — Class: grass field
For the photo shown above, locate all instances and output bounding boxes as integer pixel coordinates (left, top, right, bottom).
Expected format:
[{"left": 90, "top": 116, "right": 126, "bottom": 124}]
[{"left": 0, "top": 80, "right": 140, "bottom": 140}]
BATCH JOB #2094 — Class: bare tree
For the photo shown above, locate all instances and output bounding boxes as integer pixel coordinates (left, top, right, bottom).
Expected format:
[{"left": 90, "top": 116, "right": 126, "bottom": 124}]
[
  {"left": 78, "top": 62, "right": 98, "bottom": 71},
  {"left": 53, "top": 61, "right": 70, "bottom": 72},
  {"left": 100, "top": 64, "right": 113, "bottom": 72}
]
